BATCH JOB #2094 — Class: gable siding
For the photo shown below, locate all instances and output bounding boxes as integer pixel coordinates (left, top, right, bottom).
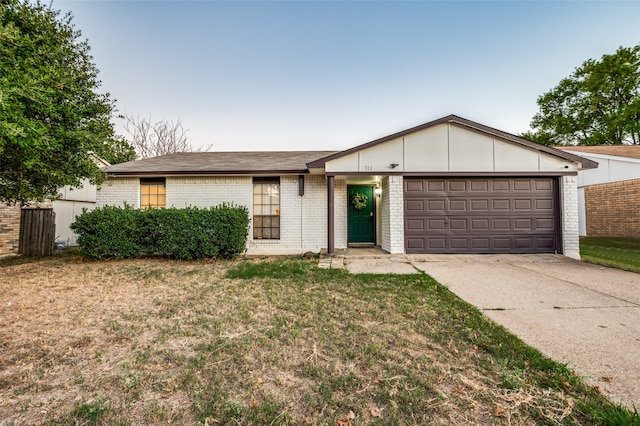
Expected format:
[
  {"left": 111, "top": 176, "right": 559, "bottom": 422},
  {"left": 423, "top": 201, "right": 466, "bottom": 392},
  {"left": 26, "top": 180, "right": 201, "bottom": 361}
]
[{"left": 326, "top": 123, "right": 579, "bottom": 174}]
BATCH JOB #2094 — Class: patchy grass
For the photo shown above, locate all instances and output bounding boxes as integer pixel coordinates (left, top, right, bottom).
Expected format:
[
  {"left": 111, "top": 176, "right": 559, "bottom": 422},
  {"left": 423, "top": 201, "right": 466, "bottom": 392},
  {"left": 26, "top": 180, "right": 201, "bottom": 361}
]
[
  {"left": 1, "top": 255, "right": 637, "bottom": 425},
  {"left": 580, "top": 237, "right": 640, "bottom": 273}
]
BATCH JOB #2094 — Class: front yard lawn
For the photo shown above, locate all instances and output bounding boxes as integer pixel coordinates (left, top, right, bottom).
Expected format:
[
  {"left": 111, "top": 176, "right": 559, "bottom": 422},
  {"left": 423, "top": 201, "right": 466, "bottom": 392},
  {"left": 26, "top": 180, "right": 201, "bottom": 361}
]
[
  {"left": 580, "top": 237, "right": 640, "bottom": 273},
  {"left": 0, "top": 253, "right": 637, "bottom": 425}
]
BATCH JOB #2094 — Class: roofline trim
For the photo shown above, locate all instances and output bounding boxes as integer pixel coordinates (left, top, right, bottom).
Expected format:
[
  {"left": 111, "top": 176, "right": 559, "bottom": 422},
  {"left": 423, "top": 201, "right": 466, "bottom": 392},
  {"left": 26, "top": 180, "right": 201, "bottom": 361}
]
[
  {"left": 107, "top": 170, "right": 311, "bottom": 177},
  {"left": 326, "top": 171, "right": 578, "bottom": 177}
]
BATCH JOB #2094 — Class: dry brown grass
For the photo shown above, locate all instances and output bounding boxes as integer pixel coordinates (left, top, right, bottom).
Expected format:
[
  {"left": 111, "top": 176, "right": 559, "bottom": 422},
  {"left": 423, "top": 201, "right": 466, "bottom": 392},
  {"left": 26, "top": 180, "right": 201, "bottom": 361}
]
[{"left": 0, "top": 255, "right": 623, "bottom": 425}]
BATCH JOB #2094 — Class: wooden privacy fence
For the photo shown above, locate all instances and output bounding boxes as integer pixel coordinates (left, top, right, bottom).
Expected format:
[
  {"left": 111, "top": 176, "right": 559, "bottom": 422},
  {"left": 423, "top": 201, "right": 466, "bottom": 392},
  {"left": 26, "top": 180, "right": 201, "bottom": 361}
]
[{"left": 19, "top": 208, "right": 56, "bottom": 257}]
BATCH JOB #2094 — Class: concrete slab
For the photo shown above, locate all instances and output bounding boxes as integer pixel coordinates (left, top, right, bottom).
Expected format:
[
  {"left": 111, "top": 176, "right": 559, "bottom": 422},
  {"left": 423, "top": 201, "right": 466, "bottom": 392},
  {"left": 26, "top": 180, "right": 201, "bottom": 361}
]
[
  {"left": 412, "top": 255, "right": 640, "bottom": 409},
  {"left": 344, "top": 258, "right": 418, "bottom": 275}
]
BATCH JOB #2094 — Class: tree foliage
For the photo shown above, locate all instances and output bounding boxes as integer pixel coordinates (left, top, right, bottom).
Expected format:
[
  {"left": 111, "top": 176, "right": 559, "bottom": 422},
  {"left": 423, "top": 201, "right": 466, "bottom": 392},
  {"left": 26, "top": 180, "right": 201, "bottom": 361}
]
[
  {"left": 0, "top": 0, "right": 135, "bottom": 205},
  {"left": 123, "top": 114, "right": 210, "bottom": 159},
  {"left": 528, "top": 45, "right": 640, "bottom": 146}
]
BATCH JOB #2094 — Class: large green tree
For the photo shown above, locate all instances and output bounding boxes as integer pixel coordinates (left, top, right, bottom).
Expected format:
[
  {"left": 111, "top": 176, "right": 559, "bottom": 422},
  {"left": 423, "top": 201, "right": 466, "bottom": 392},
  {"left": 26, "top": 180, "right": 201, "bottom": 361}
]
[
  {"left": 528, "top": 45, "right": 640, "bottom": 146},
  {"left": 0, "top": 0, "right": 135, "bottom": 205}
]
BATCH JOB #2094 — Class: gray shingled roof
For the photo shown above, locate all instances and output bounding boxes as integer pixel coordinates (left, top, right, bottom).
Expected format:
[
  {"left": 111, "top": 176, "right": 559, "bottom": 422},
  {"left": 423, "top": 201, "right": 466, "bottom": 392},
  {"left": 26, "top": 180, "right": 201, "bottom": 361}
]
[
  {"left": 106, "top": 151, "right": 339, "bottom": 175},
  {"left": 559, "top": 145, "right": 640, "bottom": 160}
]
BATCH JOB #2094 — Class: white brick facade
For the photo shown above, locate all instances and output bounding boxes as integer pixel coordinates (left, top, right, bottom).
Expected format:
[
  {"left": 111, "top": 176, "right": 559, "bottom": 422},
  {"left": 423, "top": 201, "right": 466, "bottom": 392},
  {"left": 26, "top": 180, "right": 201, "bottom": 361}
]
[
  {"left": 334, "top": 179, "right": 348, "bottom": 250},
  {"left": 96, "top": 177, "right": 139, "bottom": 208},
  {"left": 381, "top": 176, "right": 405, "bottom": 254},
  {"left": 561, "top": 175, "right": 580, "bottom": 259},
  {"left": 96, "top": 174, "right": 348, "bottom": 256},
  {"left": 168, "top": 176, "right": 252, "bottom": 209}
]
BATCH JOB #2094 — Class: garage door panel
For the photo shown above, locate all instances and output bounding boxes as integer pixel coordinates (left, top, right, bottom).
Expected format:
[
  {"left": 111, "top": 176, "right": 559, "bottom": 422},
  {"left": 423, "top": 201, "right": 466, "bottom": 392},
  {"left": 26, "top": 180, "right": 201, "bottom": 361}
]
[
  {"left": 535, "top": 180, "right": 553, "bottom": 191},
  {"left": 470, "top": 180, "right": 489, "bottom": 191},
  {"left": 406, "top": 219, "right": 425, "bottom": 230},
  {"left": 427, "top": 238, "right": 446, "bottom": 249},
  {"left": 407, "top": 238, "right": 425, "bottom": 250},
  {"left": 427, "top": 219, "right": 445, "bottom": 231},
  {"left": 535, "top": 199, "right": 553, "bottom": 210},
  {"left": 537, "top": 237, "right": 556, "bottom": 250},
  {"left": 514, "top": 218, "right": 533, "bottom": 230},
  {"left": 514, "top": 181, "right": 532, "bottom": 191},
  {"left": 427, "top": 181, "right": 445, "bottom": 191},
  {"left": 406, "top": 181, "right": 424, "bottom": 192},
  {"left": 404, "top": 178, "right": 557, "bottom": 254},
  {"left": 514, "top": 199, "right": 532, "bottom": 210},
  {"left": 470, "top": 199, "right": 489, "bottom": 211},
  {"left": 471, "top": 238, "right": 490, "bottom": 249},
  {"left": 536, "top": 218, "right": 555, "bottom": 230},
  {"left": 427, "top": 200, "right": 445, "bottom": 212},
  {"left": 406, "top": 200, "right": 424, "bottom": 211},
  {"left": 494, "top": 238, "right": 511, "bottom": 249},
  {"left": 492, "top": 199, "right": 510, "bottom": 210},
  {"left": 492, "top": 180, "right": 510, "bottom": 191},
  {"left": 471, "top": 219, "right": 489, "bottom": 230},
  {"left": 449, "top": 219, "right": 467, "bottom": 230},
  {"left": 449, "top": 200, "right": 466, "bottom": 211},
  {"left": 450, "top": 238, "right": 468, "bottom": 249}
]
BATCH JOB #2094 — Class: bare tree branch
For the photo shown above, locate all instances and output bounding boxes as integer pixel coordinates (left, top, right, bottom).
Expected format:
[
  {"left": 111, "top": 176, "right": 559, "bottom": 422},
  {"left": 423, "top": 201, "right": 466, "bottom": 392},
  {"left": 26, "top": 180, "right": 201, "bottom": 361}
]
[{"left": 122, "top": 114, "right": 212, "bottom": 159}]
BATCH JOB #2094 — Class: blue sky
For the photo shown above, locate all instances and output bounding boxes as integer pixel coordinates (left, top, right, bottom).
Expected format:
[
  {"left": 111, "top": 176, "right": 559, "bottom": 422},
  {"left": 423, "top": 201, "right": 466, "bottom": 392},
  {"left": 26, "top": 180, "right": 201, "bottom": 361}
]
[{"left": 55, "top": 1, "right": 640, "bottom": 152}]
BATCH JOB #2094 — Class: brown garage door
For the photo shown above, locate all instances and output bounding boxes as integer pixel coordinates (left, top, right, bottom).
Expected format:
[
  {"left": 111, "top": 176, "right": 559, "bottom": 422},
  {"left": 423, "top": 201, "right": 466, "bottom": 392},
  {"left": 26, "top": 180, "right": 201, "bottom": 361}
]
[{"left": 404, "top": 178, "right": 558, "bottom": 254}]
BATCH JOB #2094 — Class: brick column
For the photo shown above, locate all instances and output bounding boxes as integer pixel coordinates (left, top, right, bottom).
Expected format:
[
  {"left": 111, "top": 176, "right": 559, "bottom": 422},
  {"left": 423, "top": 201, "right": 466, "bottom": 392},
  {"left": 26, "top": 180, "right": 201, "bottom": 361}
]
[
  {"left": 561, "top": 175, "right": 580, "bottom": 260},
  {"left": 381, "top": 175, "right": 405, "bottom": 254}
]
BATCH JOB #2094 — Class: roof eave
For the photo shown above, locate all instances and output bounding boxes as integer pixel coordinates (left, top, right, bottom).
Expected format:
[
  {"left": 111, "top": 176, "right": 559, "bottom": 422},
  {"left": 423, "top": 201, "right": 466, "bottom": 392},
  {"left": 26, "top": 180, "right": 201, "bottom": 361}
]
[{"left": 107, "top": 169, "right": 311, "bottom": 177}]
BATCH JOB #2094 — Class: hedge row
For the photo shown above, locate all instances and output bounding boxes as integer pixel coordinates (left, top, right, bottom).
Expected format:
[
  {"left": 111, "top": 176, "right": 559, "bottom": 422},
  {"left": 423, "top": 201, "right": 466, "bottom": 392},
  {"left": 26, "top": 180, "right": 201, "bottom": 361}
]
[{"left": 71, "top": 204, "right": 250, "bottom": 260}]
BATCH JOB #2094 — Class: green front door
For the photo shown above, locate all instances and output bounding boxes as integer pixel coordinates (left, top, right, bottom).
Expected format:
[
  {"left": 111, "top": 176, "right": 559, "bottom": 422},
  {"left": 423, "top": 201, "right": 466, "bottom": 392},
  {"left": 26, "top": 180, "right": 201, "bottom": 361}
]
[{"left": 348, "top": 186, "right": 375, "bottom": 244}]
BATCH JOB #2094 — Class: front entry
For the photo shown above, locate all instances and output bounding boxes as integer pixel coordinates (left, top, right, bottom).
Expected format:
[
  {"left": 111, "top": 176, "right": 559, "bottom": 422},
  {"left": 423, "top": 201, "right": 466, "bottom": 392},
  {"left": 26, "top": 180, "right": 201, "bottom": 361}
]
[{"left": 347, "top": 186, "right": 375, "bottom": 245}]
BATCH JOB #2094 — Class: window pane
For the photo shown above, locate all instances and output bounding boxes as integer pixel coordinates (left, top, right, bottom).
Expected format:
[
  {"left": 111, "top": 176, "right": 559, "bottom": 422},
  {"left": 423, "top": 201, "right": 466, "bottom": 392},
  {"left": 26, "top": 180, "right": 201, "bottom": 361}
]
[{"left": 252, "top": 180, "right": 280, "bottom": 240}]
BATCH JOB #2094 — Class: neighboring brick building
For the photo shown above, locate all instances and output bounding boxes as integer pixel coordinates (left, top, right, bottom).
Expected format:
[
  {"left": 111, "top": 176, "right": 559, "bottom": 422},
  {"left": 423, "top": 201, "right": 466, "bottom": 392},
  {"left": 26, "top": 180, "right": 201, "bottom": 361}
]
[
  {"left": 560, "top": 146, "right": 640, "bottom": 238},
  {"left": 0, "top": 204, "right": 21, "bottom": 257},
  {"left": 99, "top": 115, "right": 596, "bottom": 258},
  {"left": 584, "top": 178, "right": 640, "bottom": 238}
]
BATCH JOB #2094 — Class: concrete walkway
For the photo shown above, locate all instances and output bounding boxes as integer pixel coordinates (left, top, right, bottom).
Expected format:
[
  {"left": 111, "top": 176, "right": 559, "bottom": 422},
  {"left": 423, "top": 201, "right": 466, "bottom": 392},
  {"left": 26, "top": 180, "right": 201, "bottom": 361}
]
[{"left": 338, "top": 251, "right": 640, "bottom": 409}]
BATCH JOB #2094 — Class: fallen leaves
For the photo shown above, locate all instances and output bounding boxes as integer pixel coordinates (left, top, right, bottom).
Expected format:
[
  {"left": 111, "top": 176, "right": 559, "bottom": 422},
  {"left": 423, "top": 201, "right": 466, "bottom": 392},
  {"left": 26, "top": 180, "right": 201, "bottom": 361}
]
[
  {"left": 494, "top": 406, "right": 506, "bottom": 417},
  {"left": 601, "top": 376, "right": 614, "bottom": 383},
  {"left": 337, "top": 410, "right": 355, "bottom": 426}
]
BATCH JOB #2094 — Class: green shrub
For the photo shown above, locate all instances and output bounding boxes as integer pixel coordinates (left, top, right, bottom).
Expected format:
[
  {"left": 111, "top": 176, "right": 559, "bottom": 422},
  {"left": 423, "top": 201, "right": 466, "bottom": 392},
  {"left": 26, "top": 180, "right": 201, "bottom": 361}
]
[
  {"left": 71, "top": 204, "right": 249, "bottom": 260},
  {"left": 70, "top": 204, "right": 140, "bottom": 259}
]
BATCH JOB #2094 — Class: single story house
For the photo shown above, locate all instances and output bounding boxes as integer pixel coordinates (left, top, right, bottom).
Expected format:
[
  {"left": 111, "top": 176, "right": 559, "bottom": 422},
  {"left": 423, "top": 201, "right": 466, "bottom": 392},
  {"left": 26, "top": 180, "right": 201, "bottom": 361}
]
[
  {"left": 559, "top": 146, "right": 640, "bottom": 238},
  {"left": 98, "top": 115, "right": 597, "bottom": 259}
]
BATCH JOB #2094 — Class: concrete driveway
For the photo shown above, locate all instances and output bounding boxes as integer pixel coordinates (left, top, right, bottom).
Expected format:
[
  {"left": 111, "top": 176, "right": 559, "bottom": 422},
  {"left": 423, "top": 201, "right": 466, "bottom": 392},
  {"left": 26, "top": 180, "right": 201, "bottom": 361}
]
[{"left": 343, "top": 253, "right": 640, "bottom": 409}]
